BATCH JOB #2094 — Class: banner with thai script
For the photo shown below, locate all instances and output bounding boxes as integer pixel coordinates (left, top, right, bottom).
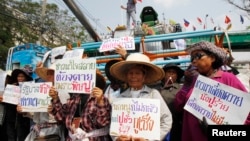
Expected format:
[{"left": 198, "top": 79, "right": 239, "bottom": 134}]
[
  {"left": 54, "top": 58, "right": 96, "bottom": 94},
  {"left": 184, "top": 75, "right": 250, "bottom": 125},
  {"left": 99, "top": 36, "right": 135, "bottom": 52},
  {"left": 20, "top": 82, "right": 52, "bottom": 112},
  {"left": 2, "top": 84, "right": 21, "bottom": 105},
  {"left": 110, "top": 98, "right": 160, "bottom": 140}
]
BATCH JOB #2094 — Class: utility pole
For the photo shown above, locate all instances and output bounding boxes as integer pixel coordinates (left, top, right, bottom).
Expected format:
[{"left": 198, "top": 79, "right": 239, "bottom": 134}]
[{"left": 39, "top": 0, "right": 47, "bottom": 45}]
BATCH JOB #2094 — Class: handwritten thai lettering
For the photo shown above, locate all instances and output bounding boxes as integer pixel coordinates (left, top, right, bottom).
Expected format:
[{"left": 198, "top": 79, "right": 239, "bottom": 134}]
[
  {"left": 118, "top": 112, "right": 133, "bottom": 125},
  {"left": 56, "top": 72, "right": 93, "bottom": 81},
  {"left": 21, "top": 85, "right": 39, "bottom": 95},
  {"left": 210, "top": 109, "right": 226, "bottom": 124},
  {"left": 112, "top": 104, "right": 131, "bottom": 114},
  {"left": 195, "top": 80, "right": 243, "bottom": 107},
  {"left": 200, "top": 93, "right": 223, "bottom": 108},
  {"left": 20, "top": 96, "right": 51, "bottom": 106},
  {"left": 55, "top": 60, "right": 95, "bottom": 70},
  {"left": 72, "top": 81, "right": 92, "bottom": 93},
  {"left": 133, "top": 114, "right": 154, "bottom": 134},
  {"left": 131, "top": 100, "right": 158, "bottom": 114},
  {"left": 119, "top": 124, "right": 130, "bottom": 135},
  {"left": 186, "top": 98, "right": 213, "bottom": 118},
  {"left": 39, "top": 83, "right": 51, "bottom": 94}
]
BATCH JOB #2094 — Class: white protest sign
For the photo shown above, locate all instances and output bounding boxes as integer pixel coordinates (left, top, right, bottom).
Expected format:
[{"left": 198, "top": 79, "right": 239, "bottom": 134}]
[
  {"left": 20, "top": 82, "right": 52, "bottom": 112},
  {"left": 184, "top": 75, "right": 250, "bottom": 125},
  {"left": 63, "top": 49, "right": 84, "bottom": 59},
  {"left": 2, "top": 84, "right": 21, "bottom": 105},
  {"left": 99, "top": 36, "right": 135, "bottom": 52},
  {"left": 110, "top": 98, "right": 160, "bottom": 140},
  {"left": 51, "top": 46, "right": 66, "bottom": 63},
  {"left": 54, "top": 58, "right": 96, "bottom": 94}
]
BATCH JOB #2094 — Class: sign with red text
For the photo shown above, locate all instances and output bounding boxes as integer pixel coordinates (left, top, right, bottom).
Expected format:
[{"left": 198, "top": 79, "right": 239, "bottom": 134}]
[
  {"left": 184, "top": 75, "right": 250, "bottom": 125},
  {"left": 110, "top": 98, "right": 160, "bottom": 140},
  {"left": 99, "top": 36, "right": 135, "bottom": 52},
  {"left": 20, "top": 82, "right": 52, "bottom": 112},
  {"left": 54, "top": 58, "right": 96, "bottom": 94},
  {"left": 2, "top": 84, "right": 21, "bottom": 105}
]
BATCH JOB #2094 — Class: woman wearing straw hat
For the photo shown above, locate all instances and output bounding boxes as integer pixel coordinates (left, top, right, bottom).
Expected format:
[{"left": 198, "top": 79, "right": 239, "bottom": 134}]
[
  {"left": 174, "top": 41, "right": 249, "bottom": 141},
  {"left": 110, "top": 53, "right": 172, "bottom": 141}
]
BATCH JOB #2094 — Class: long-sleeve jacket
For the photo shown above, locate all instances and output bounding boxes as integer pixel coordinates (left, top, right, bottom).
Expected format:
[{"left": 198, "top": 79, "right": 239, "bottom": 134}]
[
  {"left": 51, "top": 94, "right": 111, "bottom": 141},
  {"left": 174, "top": 70, "right": 249, "bottom": 141},
  {"left": 116, "top": 85, "right": 172, "bottom": 140}
]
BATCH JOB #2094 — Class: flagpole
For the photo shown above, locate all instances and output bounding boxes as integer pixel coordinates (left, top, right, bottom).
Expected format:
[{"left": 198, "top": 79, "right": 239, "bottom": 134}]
[
  {"left": 205, "top": 14, "right": 208, "bottom": 30},
  {"left": 121, "top": 0, "right": 124, "bottom": 26}
]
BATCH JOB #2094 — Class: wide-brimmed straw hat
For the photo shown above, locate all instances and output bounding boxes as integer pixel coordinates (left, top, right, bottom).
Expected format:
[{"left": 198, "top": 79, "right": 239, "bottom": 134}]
[
  {"left": 185, "top": 41, "right": 227, "bottom": 63},
  {"left": 35, "top": 63, "right": 56, "bottom": 81},
  {"left": 110, "top": 53, "right": 165, "bottom": 84},
  {"left": 11, "top": 69, "right": 33, "bottom": 81}
]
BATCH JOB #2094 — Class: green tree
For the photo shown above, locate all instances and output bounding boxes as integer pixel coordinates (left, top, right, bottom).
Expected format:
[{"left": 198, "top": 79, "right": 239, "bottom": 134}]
[{"left": 0, "top": 0, "right": 88, "bottom": 69}]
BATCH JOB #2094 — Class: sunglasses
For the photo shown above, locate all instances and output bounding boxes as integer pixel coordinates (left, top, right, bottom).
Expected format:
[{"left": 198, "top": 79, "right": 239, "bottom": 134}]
[{"left": 191, "top": 53, "right": 206, "bottom": 62}]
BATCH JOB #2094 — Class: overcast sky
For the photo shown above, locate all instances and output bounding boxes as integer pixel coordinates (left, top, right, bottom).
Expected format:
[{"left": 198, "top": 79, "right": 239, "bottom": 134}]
[{"left": 49, "top": 0, "right": 249, "bottom": 34}]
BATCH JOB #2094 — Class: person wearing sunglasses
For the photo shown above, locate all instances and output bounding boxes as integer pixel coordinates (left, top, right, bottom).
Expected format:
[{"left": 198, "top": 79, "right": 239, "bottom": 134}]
[{"left": 174, "top": 41, "right": 249, "bottom": 141}]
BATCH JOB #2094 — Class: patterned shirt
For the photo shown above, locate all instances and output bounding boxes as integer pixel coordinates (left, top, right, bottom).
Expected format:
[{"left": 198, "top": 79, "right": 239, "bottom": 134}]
[{"left": 51, "top": 94, "right": 111, "bottom": 141}]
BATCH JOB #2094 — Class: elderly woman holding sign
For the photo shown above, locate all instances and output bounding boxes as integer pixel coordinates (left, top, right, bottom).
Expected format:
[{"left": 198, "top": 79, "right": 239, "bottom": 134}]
[
  {"left": 109, "top": 53, "right": 172, "bottom": 141},
  {"left": 174, "top": 41, "right": 249, "bottom": 141}
]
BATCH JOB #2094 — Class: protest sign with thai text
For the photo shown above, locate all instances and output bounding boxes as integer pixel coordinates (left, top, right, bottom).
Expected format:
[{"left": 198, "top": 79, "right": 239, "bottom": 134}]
[
  {"left": 2, "top": 84, "right": 21, "bottom": 105},
  {"left": 20, "top": 82, "right": 52, "bottom": 112},
  {"left": 99, "top": 36, "right": 135, "bottom": 52},
  {"left": 54, "top": 58, "right": 96, "bottom": 94},
  {"left": 184, "top": 75, "right": 250, "bottom": 125},
  {"left": 110, "top": 98, "right": 160, "bottom": 140}
]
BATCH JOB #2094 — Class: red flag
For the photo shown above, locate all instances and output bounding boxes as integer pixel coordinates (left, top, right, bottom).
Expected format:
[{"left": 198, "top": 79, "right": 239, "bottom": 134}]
[
  {"left": 183, "top": 19, "right": 190, "bottom": 27},
  {"left": 225, "top": 15, "right": 231, "bottom": 24},
  {"left": 197, "top": 17, "right": 202, "bottom": 24},
  {"left": 138, "top": 0, "right": 142, "bottom": 2}
]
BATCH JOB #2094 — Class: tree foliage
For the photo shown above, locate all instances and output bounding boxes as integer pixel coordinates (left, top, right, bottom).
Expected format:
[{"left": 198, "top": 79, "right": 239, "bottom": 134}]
[{"left": 0, "top": 0, "right": 88, "bottom": 69}]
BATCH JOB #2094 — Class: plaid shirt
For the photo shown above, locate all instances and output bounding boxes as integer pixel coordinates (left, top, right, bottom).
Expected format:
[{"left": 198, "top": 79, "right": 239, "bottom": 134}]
[{"left": 51, "top": 94, "right": 111, "bottom": 141}]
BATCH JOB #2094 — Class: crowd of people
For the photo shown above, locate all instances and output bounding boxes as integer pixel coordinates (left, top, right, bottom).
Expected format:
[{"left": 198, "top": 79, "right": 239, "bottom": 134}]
[{"left": 0, "top": 41, "right": 249, "bottom": 141}]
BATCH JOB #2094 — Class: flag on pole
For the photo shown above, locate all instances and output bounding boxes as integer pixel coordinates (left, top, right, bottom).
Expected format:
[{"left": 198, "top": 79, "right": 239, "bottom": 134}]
[
  {"left": 225, "top": 15, "right": 231, "bottom": 24},
  {"left": 197, "top": 17, "right": 202, "bottom": 24},
  {"left": 240, "top": 15, "right": 244, "bottom": 24},
  {"left": 184, "top": 19, "right": 190, "bottom": 27}
]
